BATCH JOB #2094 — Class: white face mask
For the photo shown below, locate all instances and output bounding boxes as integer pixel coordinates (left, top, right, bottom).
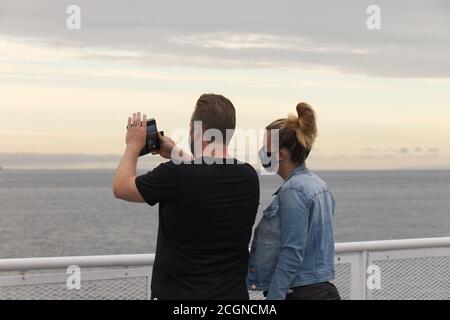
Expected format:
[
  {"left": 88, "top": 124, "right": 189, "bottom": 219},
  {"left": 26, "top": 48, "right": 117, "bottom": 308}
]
[{"left": 258, "top": 148, "right": 280, "bottom": 172}]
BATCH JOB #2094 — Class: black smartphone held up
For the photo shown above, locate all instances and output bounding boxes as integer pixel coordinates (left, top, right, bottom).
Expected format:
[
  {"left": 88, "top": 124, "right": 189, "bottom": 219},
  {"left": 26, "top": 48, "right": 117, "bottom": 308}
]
[{"left": 139, "top": 118, "right": 161, "bottom": 157}]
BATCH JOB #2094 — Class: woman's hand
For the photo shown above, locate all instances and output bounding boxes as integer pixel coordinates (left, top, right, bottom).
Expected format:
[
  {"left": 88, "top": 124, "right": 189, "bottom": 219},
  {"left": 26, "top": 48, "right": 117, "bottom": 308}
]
[{"left": 126, "top": 112, "right": 147, "bottom": 152}]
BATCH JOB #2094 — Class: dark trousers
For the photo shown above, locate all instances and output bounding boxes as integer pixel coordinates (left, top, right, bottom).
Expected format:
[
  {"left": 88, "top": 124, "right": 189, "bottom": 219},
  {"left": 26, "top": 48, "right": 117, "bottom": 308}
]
[{"left": 286, "top": 282, "right": 341, "bottom": 300}]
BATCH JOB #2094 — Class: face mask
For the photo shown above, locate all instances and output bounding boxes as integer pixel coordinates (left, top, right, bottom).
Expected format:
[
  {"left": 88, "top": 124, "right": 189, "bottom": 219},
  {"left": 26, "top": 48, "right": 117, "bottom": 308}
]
[{"left": 258, "top": 148, "right": 279, "bottom": 172}]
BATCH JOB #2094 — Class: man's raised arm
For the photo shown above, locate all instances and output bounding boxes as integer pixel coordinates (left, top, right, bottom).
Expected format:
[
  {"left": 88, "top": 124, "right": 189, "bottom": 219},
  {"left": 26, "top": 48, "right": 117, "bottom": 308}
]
[{"left": 112, "top": 112, "right": 147, "bottom": 202}]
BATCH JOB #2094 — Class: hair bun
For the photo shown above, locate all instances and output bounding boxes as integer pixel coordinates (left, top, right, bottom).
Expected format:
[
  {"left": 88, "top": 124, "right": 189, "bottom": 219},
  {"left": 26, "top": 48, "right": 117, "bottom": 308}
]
[
  {"left": 296, "top": 102, "right": 314, "bottom": 119},
  {"left": 295, "top": 102, "right": 317, "bottom": 149}
]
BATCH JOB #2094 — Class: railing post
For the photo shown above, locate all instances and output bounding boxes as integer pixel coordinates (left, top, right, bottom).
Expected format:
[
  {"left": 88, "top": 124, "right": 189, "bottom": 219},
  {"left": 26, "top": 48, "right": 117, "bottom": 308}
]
[
  {"left": 347, "top": 250, "right": 368, "bottom": 300},
  {"left": 146, "top": 268, "right": 152, "bottom": 300},
  {"left": 360, "top": 250, "right": 368, "bottom": 300}
]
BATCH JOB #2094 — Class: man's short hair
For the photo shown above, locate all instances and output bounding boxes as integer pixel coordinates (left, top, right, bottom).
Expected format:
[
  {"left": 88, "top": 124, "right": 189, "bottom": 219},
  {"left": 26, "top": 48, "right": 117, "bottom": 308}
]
[{"left": 191, "top": 93, "right": 236, "bottom": 144}]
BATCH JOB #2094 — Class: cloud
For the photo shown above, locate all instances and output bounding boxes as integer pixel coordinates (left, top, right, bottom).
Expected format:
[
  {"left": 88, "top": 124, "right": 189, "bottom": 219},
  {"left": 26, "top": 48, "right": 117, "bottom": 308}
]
[
  {"left": 169, "top": 33, "right": 370, "bottom": 54},
  {"left": 0, "top": 0, "right": 449, "bottom": 77},
  {"left": 358, "top": 147, "right": 445, "bottom": 158}
]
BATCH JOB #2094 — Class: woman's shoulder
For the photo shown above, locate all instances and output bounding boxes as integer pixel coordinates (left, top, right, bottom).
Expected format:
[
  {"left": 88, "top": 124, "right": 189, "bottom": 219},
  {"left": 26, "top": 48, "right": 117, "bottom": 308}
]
[{"left": 282, "top": 170, "right": 331, "bottom": 199}]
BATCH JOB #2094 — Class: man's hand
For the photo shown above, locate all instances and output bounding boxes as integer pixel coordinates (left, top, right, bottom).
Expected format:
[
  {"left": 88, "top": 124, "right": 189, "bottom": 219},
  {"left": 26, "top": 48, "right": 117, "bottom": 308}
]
[
  {"left": 126, "top": 112, "right": 147, "bottom": 152},
  {"left": 152, "top": 132, "right": 175, "bottom": 159},
  {"left": 152, "top": 132, "right": 193, "bottom": 162}
]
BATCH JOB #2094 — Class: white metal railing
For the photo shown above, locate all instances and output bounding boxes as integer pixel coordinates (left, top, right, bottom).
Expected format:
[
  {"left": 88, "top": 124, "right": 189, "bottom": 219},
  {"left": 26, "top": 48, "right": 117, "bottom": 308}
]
[
  {"left": 333, "top": 237, "right": 450, "bottom": 299},
  {"left": 1, "top": 237, "right": 449, "bottom": 300},
  {"left": 0, "top": 254, "right": 155, "bottom": 272}
]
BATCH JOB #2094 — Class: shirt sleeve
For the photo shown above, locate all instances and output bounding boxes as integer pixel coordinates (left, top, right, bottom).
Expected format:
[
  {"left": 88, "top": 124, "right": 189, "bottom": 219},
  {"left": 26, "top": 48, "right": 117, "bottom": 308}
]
[
  {"left": 266, "top": 187, "right": 309, "bottom": 300},
  {"left": 135, "top": 161, "right": 180, "bottom": 206}
]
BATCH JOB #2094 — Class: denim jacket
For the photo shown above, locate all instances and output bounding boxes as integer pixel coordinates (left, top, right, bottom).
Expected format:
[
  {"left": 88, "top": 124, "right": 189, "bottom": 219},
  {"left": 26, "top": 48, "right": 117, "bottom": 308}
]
[{"left": 246, "top": 165, "right": 336, "bottom": 300}]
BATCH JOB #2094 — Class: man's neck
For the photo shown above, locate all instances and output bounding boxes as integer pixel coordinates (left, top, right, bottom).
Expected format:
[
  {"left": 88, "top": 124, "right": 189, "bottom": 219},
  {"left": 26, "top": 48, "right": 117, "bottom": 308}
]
[{"left": 201, "top": 143, "right": 230, "bottom": 159}]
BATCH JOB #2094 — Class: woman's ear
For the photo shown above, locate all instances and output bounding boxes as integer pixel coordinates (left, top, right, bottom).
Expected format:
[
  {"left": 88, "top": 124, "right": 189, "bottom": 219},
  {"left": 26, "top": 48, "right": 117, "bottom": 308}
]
[{"left": 279, "top": 148, "right": 288, "bottom": 162}]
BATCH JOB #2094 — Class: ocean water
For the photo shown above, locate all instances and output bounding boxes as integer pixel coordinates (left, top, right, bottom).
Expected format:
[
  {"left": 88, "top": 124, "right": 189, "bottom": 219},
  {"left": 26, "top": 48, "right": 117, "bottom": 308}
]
[{"left": 0, "top": 169, "right": 449, "bottom": 259}]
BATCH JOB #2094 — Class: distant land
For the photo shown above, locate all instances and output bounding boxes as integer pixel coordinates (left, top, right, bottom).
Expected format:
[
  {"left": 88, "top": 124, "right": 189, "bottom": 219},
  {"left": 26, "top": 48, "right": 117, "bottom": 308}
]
[
  {"left": 0, "top": 153, "right": 163, "bottom": 171},
  {"left": 0, "top": 153, "right": 449, "bottom": 171}
]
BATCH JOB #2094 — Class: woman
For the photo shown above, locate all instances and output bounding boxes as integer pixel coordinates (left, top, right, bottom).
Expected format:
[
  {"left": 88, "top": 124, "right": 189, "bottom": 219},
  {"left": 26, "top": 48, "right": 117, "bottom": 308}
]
[{"left": 247, "top": 102, "right": 340, "bottom": 300}]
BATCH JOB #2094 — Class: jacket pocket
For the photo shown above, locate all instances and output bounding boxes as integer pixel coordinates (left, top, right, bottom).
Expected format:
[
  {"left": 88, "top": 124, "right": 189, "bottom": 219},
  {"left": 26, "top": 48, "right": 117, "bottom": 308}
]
[{"left": 263, "top": 205, "right": 279, "bottom": 219}]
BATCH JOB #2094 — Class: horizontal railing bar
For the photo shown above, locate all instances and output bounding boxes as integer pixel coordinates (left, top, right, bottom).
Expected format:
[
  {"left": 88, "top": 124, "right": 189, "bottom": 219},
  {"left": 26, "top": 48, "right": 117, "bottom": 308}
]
[
  {"left": 1, "top": 237, "right": 450, "bottom": 272},
  {"left": 0, "top": 254, "right": 155, "bottom": 272},
  {"left": 335, "top": 237, "right": 450, "bottom": 253}
]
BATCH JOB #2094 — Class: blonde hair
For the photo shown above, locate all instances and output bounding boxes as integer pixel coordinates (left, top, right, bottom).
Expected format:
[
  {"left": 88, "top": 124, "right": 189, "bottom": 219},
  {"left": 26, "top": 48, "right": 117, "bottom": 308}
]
[{"left": 266, "top": 102, "right": 318, "bottom": 164}]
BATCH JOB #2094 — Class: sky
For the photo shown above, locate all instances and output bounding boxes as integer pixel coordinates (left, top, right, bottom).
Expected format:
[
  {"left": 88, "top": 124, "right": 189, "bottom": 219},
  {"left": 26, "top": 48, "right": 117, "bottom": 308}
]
[{"left": 0, "top": 0, "right": 449, "bottom": 170}]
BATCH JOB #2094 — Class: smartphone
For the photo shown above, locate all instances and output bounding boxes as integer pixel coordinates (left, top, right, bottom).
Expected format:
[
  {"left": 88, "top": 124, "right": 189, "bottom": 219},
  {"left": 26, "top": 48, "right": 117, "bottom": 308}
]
[{"left": 139, "top": 118, "right": 161, "bottom": 157}]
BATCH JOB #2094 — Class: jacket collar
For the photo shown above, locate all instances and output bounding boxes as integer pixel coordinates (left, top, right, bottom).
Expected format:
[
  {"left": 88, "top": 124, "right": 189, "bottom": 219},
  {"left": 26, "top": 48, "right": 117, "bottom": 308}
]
[{"left": 273, "top": 164, "right": 307, "bottom": 195}]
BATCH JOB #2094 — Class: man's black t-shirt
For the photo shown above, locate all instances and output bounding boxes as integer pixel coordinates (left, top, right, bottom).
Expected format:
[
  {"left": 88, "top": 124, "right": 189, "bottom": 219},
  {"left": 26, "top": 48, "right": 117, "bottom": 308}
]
[{"left": 135, "top": 157, "right": 260, "bottom": 300}]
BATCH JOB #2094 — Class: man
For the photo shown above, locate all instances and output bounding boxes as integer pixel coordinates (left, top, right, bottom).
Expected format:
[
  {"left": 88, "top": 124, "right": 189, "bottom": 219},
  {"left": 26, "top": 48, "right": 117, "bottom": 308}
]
[{"left": 112, "top": 94, "right": 260, "bottom": 299}]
